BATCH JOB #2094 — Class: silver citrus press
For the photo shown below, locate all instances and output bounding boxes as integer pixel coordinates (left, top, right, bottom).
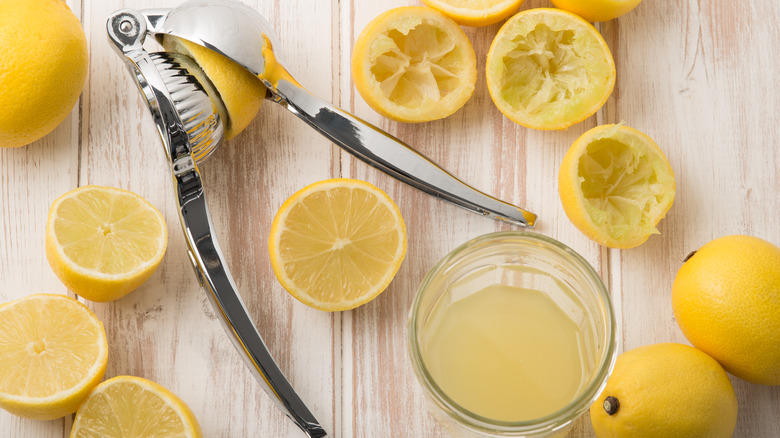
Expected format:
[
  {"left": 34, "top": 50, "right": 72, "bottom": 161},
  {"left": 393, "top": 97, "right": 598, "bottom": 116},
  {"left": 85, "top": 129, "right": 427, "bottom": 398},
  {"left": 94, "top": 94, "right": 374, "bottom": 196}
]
[{"left": 107, "top": 1, "right": 537, "bottom": 436}]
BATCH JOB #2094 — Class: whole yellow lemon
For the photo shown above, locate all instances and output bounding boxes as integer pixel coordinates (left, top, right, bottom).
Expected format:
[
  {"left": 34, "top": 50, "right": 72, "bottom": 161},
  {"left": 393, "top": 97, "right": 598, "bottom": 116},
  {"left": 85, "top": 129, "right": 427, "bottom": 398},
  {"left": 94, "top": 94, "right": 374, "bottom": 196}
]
[
  {"left": 551, "top": 0, "right": 643, "bottom": 22},
  {"left": 672, "top": 235, "right": 780, "bottom": 385},
  {"left": 0, "top": 0, "right": 88, "bottom": 148},
  {"left": 590, "top": 343, "right": 737, "bottom": 438}
]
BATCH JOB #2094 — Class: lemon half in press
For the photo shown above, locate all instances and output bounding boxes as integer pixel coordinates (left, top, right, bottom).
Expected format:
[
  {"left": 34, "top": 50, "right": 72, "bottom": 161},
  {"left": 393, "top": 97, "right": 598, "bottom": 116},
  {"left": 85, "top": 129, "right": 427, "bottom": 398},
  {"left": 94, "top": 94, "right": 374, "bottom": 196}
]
[
  {"left": 162, "top": 35, "right": 267, "bottom": 140},
  {"left": 558, "top": 124, "right": 675, "bottom": 248},
  {"left": 486, "top": 8, "right": 615, "bottom": 130}
]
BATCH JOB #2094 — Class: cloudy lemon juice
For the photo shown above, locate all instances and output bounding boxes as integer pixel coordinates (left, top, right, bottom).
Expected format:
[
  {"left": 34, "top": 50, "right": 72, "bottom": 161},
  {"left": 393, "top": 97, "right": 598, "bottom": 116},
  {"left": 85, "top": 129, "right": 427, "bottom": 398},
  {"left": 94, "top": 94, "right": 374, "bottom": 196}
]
[
  {"left": 409, "top": 232, "right": 616, "bottom": 435},
  {"left": 422, "top": 280, "right": 587, "bottom": 421}
]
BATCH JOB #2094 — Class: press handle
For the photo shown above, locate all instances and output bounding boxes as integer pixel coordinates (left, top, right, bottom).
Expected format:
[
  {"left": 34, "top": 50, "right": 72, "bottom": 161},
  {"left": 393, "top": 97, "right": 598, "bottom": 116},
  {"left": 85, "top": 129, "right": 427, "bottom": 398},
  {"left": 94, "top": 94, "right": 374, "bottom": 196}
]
[
  {"left": 176, "top": 176, "right": 328, "bottom": 438},
  {"left": 274, "top": 80, "right": 537, "bottom": 227}
]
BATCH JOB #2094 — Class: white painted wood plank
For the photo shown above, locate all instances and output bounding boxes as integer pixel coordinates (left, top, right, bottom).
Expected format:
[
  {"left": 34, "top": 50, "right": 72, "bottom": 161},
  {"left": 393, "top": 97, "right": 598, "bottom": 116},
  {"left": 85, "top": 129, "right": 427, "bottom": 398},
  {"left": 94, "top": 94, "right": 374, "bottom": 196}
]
[{"left": 609, "top": 0, "right": 780, "bottom": 437}]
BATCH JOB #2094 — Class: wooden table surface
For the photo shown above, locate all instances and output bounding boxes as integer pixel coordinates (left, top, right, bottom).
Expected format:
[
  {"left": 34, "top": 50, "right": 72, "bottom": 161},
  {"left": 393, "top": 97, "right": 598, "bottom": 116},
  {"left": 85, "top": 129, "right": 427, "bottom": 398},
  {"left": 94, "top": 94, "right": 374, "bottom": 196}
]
[{"left": 2, "top": 0, "right": 779, "bottom": 436}]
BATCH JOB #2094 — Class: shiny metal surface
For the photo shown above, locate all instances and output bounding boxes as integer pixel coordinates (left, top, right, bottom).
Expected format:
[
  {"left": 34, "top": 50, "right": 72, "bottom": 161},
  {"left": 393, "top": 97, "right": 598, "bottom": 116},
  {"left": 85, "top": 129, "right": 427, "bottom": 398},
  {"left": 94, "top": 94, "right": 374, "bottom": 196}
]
[
  {"left": 150, "top": 52, "right": 223, "bottom": 163},
  {"left": 107, "top": 10, "right": 328, "bottom": 438},
  {"left": 143, "top": 0, "right": 538, "bottom": 227}
]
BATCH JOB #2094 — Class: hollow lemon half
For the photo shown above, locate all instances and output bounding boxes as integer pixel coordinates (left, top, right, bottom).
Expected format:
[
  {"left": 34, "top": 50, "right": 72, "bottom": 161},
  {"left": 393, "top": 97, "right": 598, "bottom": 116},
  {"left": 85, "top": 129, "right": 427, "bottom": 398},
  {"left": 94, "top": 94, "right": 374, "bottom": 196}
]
[
  {"left": 486, "top": 8, "right": 615, "bottom": 130},
  {"left": 558, "top": 124, "right": 675, "bottom": 248},
  {"left": 352, "top": 7, "right": 477, "bottom": 123}
]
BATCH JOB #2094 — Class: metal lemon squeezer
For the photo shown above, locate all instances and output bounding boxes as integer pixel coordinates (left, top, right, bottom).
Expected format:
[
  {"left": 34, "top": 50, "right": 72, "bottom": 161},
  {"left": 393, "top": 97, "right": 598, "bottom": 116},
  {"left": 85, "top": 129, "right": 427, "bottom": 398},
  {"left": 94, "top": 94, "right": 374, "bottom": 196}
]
[{"left": 107, "top": 1, "right": 537, "bottom": 435}]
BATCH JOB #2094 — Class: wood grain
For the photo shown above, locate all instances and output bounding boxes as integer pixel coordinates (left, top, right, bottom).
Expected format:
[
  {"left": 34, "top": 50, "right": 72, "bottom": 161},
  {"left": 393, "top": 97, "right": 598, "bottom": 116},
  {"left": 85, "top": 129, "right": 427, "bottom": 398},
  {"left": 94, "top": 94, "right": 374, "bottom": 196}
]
[
  {"left": 2, "top": 0, "right": 780, "bottom": 436},
  {"left": 605, "top": 0, "right": 780, "bottom": 436},
  {"left": 343, "top": 1, "right": 603, "bottom": 436},
  {"left": 0, "top": 0, "right": 81, "bottom": 434}
]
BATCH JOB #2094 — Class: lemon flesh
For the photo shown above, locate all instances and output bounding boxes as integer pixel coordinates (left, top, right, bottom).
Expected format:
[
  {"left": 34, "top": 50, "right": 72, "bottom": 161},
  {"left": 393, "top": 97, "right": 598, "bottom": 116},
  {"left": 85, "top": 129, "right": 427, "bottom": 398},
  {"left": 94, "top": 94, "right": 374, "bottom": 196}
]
[
  {"left": 0, "top": 294, "right": 107, "bottom": 420},
  {"left": 422, "top": 0, "right": 525, "bottom": 27},
  {"left": 352, "top": 7, "right": 476, "bottom": 122},
  {"left": 559, "top": 125, "right": 675, "bottom": 248},
  {"left": 487, "top": 9, "right": 615, "bottom": 130},
  {"left": 269, "top": 179, "right": 407, "bottom": 311},
  {"left": 71, "top": 376, "right": 202, "bottom": 438},
  {"left": 46, "top": 186, "right": 167, "bottom": 302},
  {"left": 580, "top": 138, "right": 670, "bottom": 242}
]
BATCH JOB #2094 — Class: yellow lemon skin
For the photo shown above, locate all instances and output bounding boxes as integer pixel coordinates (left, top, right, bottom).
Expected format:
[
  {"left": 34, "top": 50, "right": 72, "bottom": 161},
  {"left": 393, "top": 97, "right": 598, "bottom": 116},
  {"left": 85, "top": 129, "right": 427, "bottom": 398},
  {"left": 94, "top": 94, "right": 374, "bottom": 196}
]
[
  {"left": 672, "top": 235, "right": 780, "bottom": 385},
  {"left": 422, "top": 0, "right": 525, "bottom": 27},
  {"left": 0, "top": 0, "right": 88, "bottom": 148},
  {"left": 162, "top": 36, "right": 266, "bottom": 141},
  {"left": 590, "top": 343, "right": 737, "bottom": 438},
  {"left": 551, "top": 0, "right": 642, "bottom": 22},
  {"left": 0, "top": 294, "right": 108, "bottom": 420}
]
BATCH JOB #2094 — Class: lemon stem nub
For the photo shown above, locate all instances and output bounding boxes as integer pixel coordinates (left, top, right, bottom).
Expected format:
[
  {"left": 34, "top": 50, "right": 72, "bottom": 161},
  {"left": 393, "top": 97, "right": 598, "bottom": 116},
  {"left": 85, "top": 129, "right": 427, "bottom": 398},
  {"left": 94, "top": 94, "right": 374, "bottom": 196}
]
[
  {"left": 603, "top": 396, "right": 620, "bottom": 415},
  {"left": 683, "top": 250, "right": 697, "bottom": 263}
]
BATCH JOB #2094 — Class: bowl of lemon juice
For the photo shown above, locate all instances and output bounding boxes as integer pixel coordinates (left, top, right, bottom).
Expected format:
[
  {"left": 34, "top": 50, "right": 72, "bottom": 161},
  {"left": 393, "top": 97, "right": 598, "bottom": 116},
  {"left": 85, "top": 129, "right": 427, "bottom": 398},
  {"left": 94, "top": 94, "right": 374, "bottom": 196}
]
[{"left": 408, "top": 231, "right": 617, "bottom": 437}]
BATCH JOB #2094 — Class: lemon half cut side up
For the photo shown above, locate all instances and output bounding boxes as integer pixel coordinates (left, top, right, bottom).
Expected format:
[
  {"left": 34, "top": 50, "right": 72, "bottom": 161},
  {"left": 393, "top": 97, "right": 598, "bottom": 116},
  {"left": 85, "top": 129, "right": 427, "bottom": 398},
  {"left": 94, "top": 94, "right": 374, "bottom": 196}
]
[
  {"left": 352, "top": 7, "right": 477, "bottom": 123},
  {"left": 486, "top": 8, "right": 615, "bottom": 130},
  {"left": 559, "top": 124, "right": 675, "bottom": 248}
]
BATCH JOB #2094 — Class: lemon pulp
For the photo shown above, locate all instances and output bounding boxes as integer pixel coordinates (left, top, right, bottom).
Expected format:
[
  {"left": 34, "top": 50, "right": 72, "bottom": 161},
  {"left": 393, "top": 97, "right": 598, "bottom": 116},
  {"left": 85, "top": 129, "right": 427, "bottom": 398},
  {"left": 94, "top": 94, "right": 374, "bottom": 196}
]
[
  {"left": 487, "top": 9, "right": 615, "bottom": 129},
  {"left": 500, "top": 25, "right": 589, "bottom": 115},
  {"left": 371, "top": 22, "right": 463, "bottom": 108},
  {"left": 352, "top": 7, "right": 476, "bottom": 122},
  {"left": 71, "top": 376, "right": 202, "bottom": 438},
  {"left": 52, "top": 189, "right": 164, "bottom": 275},
  {"left": 578, "top": 137, "right": 669, "bottom": 242}
]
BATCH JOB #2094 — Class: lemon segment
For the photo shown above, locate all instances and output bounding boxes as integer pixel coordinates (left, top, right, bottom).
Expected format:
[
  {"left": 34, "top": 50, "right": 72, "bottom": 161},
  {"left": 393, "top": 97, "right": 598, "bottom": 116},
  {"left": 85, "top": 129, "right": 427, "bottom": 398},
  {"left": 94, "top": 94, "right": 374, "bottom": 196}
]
[
  {"left": 559, "top": 124, "right": 675, "bottom": 248},
  {"left": 551, "top": 0, "right": 643, "bottom": 22},
  {"left": 352, "top": 7, "right": 477, "bottom": 123},
  {"left": 70, "top": 375, "right": 202, "bottom": 438},
  {"left": 0, "top": 0, "right": 88, "bottom": 148},
  {"left": 269, "top": 179, "right": 407, "bottom": 311},
  {"left": 46, "top": 186, "right": 168, "bottom": 302},
  {"left": 486, "top": 8, "right": 615, "bottom": 130},
  {"left": 422, "top": 0, "right": 525, "bottom": 27},
  {"left": 0, "top": 294, "right": 108, "bottom": 420}
]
